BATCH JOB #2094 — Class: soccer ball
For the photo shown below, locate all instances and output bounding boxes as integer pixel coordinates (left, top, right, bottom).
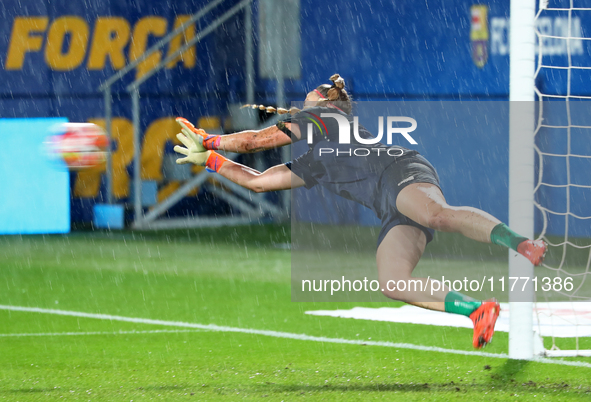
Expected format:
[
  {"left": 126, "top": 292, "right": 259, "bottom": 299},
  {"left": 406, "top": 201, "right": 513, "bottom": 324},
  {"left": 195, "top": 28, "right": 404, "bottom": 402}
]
[{"left": 47, "top": 123, "right": 109, "bottom": 170}]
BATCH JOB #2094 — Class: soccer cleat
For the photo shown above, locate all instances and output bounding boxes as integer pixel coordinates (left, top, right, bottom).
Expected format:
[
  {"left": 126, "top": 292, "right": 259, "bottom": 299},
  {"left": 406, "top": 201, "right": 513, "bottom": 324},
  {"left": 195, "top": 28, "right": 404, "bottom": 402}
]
[
  {"left": 469, "top": 299, "right": 501, "bottom": 349},
  {"left": 517, "top": 239, "right": 547, "bottom": 266}
]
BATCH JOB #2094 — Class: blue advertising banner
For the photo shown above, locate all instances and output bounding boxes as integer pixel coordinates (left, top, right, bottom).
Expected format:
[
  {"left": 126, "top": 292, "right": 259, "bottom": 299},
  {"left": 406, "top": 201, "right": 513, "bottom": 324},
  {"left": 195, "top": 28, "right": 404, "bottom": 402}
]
[
  {"left": 0, "top": 0, "right": 589, "bottom": 234},
  {"left": 0, "top": 118, "right": 70, "bottom": 234}
]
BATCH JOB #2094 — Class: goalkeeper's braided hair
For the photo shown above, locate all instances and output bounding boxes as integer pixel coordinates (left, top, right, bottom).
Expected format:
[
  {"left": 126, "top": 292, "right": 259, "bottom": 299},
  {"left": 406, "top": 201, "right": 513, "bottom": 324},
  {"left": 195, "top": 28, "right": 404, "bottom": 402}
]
[
  {"left": 241, "top": 74, "right": 352, "bottom": 115},
  {"left": 241, "top": 104, "right": 302, "bottom": 115}
]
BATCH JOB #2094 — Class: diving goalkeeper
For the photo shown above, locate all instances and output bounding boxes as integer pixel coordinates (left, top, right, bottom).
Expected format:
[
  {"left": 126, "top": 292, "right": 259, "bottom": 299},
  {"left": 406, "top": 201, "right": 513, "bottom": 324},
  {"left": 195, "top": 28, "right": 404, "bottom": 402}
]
[{"left": 173, "top": 74, "right": 546, "bottom": 349}]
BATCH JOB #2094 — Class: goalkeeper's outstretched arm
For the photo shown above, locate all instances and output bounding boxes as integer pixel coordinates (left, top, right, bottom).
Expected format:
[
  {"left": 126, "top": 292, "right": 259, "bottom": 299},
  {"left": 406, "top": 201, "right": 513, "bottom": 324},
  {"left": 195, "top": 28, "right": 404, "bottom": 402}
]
[
  {"left": 174, "top": 119, "right": 305, "bottom": 193},
  {"left": 176, "top": 117, "right": 300, "bottom": 154},
  {"left": 217, "top": 162, "right": 304, "bottom": 193}
]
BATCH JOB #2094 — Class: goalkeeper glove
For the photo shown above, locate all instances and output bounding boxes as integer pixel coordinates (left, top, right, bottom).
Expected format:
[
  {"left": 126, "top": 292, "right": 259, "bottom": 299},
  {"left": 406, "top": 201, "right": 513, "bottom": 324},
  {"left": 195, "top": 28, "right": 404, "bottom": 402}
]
[
  {"left": 174, "top": 119, "right": 228, "bottom": 172},
  {"left": 175, "top": 117, "right": 221, "bottom": 150}
]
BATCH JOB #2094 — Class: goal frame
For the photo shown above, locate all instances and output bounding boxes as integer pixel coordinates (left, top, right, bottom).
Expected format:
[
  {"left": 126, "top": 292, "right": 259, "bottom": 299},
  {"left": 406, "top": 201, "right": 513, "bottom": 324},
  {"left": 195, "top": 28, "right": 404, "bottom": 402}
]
[
  {"left": 509, "top": 0, "right": 536, "bottom": 360},
  {"left": 510, "top": 0, "right": 591, "bottom": 359}
]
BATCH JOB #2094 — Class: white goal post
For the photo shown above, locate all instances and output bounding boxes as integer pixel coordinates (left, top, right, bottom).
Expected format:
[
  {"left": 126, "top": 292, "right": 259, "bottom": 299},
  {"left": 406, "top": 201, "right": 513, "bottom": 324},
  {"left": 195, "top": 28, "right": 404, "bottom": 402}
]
[
  {"left": 511, "top": 0, "right": 591, "bottom": 359},
  {"left": 509, "top": 0, "right": 537, "bottom": 360}
]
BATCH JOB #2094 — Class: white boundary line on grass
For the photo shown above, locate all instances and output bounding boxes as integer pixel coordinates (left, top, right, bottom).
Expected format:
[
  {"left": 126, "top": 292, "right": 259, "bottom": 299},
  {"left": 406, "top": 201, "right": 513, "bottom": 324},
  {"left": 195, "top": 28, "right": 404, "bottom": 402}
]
[
  {"left": 2, "top": 304, "right": 590, "bottom": 368},
  {"left": 0, "top": 329, "right": 204, "bottom": 338}
]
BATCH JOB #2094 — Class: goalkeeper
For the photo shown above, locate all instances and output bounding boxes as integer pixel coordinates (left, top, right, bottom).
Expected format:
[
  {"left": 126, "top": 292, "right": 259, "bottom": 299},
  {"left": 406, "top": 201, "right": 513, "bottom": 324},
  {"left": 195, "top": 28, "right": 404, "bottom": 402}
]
[{"left": 174, "top": 74, "right": 546, "bottom": 349}]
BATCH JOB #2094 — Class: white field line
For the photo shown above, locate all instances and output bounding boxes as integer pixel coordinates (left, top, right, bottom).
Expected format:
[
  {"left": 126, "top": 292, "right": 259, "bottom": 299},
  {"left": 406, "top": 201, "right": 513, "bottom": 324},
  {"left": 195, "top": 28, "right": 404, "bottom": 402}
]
[
  {"left": 1, "top": 304, "right": 590, "bottom": 368},
  {"left": 0, "top": 329, "right": 204, "bottom": 338}
]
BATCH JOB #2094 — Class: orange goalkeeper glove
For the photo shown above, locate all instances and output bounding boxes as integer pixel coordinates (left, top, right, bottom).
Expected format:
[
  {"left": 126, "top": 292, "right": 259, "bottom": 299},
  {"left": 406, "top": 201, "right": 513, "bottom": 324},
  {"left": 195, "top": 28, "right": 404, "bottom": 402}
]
[
  {"left": 174, "top": 118, "right": 227, "bottom": 172},
  {"left": 175, "top": 117, "right": 221, "bottom": 150}
]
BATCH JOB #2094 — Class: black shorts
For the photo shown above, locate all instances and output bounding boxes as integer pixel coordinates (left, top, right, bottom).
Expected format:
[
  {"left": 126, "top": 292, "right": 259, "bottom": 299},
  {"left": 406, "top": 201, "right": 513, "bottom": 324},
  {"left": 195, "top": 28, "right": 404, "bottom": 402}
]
[{"left": 375, "top": 154, "right": 441, "bottom": 248}]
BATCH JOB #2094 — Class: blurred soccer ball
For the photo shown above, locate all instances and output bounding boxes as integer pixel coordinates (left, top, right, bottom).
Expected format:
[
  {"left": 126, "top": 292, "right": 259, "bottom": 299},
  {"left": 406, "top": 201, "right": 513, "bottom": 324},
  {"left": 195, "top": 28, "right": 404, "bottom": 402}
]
[{"left": 47, "top": 123, "right": 109, "bottom": 170}]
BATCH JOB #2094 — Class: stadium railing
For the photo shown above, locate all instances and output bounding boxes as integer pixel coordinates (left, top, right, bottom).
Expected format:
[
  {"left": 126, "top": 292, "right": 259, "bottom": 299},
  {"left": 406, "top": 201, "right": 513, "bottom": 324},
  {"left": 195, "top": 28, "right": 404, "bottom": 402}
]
[{"left": 97, "top": 0, "right": 284, "bottom": 229}]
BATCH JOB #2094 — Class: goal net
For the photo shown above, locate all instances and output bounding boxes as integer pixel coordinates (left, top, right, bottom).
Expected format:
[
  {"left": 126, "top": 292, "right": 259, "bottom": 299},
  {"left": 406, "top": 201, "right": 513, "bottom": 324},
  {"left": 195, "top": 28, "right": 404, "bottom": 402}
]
[{"left": 532, "top": 0, "right": 591, "bottom": 357}]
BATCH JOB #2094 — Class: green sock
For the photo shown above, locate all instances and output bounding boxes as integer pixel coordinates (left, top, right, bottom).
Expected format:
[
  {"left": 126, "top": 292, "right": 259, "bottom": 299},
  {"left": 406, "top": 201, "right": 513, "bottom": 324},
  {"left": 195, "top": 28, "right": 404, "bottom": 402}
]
[
  {"left": 490, "top": 223, "right": 527, "bottom": 252},
  {"left": 444, "top": 291, "right": 482, "bottom": 317}
]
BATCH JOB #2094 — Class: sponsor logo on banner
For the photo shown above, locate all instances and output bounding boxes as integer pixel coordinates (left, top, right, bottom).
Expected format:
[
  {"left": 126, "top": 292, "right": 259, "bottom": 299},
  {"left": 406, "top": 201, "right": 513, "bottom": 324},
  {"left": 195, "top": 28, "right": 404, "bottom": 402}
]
[{"left": 470, "top": 5, "right": 489, "bottom": 68}]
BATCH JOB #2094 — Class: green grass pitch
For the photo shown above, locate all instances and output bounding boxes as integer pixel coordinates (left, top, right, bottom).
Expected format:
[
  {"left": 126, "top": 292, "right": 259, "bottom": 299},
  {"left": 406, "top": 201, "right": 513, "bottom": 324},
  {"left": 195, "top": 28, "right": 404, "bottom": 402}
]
[{"left": 1, "top": 224, "right": 591, "bottom": 401}]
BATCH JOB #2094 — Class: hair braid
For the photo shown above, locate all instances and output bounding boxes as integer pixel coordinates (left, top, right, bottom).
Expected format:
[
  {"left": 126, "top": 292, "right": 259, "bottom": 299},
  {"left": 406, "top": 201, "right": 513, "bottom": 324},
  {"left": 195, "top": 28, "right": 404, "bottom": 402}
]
[
  {"left": 240, "top": 74, "right": 351, "bottom": 116},
  {"left": 241, "top": 104, "right": 302, "bottom": 115}
]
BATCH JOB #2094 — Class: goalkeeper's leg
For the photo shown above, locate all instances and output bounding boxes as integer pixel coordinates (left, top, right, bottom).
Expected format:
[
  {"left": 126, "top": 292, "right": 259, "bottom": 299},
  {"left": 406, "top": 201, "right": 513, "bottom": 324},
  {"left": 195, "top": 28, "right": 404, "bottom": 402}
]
[
  {"left": 377, "top": 225, "right": 500, "bottom": 348},
  {"left": 395, "top": 183, "right": 546, "bottom": 266}
]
